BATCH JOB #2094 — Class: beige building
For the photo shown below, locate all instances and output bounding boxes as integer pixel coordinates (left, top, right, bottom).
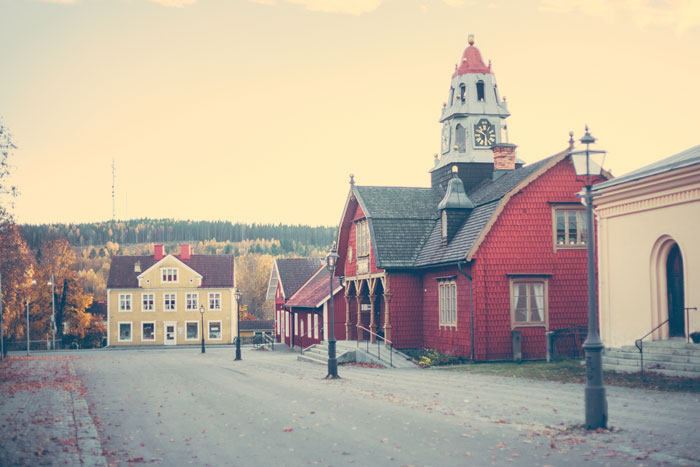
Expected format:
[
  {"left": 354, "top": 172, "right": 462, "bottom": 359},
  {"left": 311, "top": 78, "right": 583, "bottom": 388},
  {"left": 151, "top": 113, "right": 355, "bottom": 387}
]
[
  {"left": 107, "top": 244, "right": 237, "bottom": 346},
  {"left": 594, "top": 145, "right": 700, "bottom": 348}
]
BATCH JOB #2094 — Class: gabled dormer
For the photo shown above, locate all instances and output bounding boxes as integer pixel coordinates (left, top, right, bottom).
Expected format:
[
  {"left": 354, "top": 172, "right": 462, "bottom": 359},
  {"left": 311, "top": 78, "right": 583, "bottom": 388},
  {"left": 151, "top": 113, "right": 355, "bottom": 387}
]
[
  {"left": 438, "top": 167, "right": 475, "bottom": 243},
  {"left": 137, "top": 253, "right": 203, "bottom": 288}
]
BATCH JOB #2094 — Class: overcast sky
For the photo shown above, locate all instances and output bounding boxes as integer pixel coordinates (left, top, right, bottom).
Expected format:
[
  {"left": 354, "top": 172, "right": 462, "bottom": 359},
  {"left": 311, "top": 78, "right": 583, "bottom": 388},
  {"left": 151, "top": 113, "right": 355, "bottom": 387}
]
[{"left": 2, "top": 0, "right": 699, "bottom": 227}]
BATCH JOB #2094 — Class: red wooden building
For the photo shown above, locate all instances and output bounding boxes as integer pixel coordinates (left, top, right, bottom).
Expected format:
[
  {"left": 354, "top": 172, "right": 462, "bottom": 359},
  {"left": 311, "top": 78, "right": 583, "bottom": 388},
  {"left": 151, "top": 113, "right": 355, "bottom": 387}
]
[{"left": 331, "top": 37, "right": 606, "bottom": 360}]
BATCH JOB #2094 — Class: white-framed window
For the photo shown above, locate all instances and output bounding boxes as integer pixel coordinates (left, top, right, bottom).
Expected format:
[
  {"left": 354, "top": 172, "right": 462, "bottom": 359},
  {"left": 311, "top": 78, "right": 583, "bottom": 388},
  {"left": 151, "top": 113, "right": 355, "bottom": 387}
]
[
  {"left": 142, "top": 321, "right": 155, "bottom": 341},
  {"left": 142, "top": 293, "right": 154, "bottom": 312},
  {"left": 209, "top": 293, "right": 221, "bottom": 310},
  {"left": 438, "top": 279, "right": 457, "bottom": 327},
  {"left": 307, "top": 315, "right": 312, "bottom": 338},
  {"left": 313, "top": 314, "right": 319, "bottom": 339},
  {"left": 186, "top": 293, "right": 198, "bottom": 311},
  {"left": 294, "top": 314, "right": 298, "bottom": 335},
  {"left": 510, "top": 278, "right": 548, "bottom": 328},
  {"left": 208, "top": 321, "right": 222, "bottom": 340},
  {"left": 185, "top": 321, "right": 199, "bottom": 341},
  {"left": 118, "top": 322, "right": 132, "bottom": 342},
  {"left": 441, "top": 211, "right": 448, "bottom": 239},
  {"left": 285, "top": 312, "right": 289, "bottom": 338},
  {"left": 164, "top": 293, "right": 176, "bottom": 311},
  {"left": 119, "top": 294, "right": 132, "bottom": 312},
  {"left": 553, "top": 207, "right": 587, "bottom": 248},
  {"left": 161, "top": 267, "right": 178, "bottom": 283},
  {"left": 355, "top": 219, "right": 370, "bottom": 257}
]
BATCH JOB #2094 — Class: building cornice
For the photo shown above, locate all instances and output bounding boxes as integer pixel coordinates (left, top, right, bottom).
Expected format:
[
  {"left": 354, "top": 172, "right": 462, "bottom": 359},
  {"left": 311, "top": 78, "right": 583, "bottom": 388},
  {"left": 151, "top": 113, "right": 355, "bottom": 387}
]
[{"left": 594, "top": 165, "right": 700, "bottom": 219}]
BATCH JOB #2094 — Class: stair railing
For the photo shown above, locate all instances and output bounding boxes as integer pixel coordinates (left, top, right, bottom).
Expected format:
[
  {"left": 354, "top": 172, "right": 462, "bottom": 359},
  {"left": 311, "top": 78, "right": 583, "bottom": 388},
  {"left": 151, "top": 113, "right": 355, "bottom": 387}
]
[
  {"left": 298, "top": 325, "right": 320, "bottom": 356},
  {"left": 356, "top": 325, "right": 393, "bottom": 368},
  {"left": 262, "top": 332, "right": 275, "bottom": 350},
  {"left": 686, "top": 307, "right": 698, "bottom": 343},
  {"left": 635, "top": 318, "right": 669, "bottom": 375}
]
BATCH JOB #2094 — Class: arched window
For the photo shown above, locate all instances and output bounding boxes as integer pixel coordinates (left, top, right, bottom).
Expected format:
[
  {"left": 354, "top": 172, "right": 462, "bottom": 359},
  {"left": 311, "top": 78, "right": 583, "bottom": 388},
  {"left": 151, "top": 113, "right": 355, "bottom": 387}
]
[
  {"left": 449, "top": 87, "right": 454, "bottom": 104},
  {"left": 476, "top": 80, "right": 485, "bottom": 101},
  {"left": 455, "top": 124, "right": 466, "bottom": 153},
  {"left": 459, "top": 84, "right": 466, "bottom": 102}
]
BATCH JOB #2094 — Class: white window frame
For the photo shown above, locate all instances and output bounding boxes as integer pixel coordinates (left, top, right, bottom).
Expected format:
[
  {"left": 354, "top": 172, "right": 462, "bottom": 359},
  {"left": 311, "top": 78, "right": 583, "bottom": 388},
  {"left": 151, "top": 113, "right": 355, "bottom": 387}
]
[
  {"left": 313, "top": 314, "right": 319, "bottom": 339},
  {"left": 285, "top": 312, "right": 289, "bottom": 338},
  {"left": 552, "top": 206, "right": 587, "bottom": 250},
  {"left": 208, "top": 320, "right": 222, "bottom": 340},
  {"left": 185, "top": 321, "right": 200, "bottom": 341},
  {"left": 438, "top": 279, "right": 457, "bottom": 327},
  {"left": 186, "top": 293, "right": 199, "bottom": 311},
  {"left": 141, "top": 321, "right": 156, "bottom": 342},
  {"left": 510, "top": 277, "right": 549, "bottom": 329},
  {"left": 119, "top": 293, "right": 132, "bottom": 312},
  {"left": 161, "top": 267, "right": 179, "bottom": 283},
  {"left": 307, "top": 314, "right": 312, "bottom": 338},
  {"left": 208, "top": 292, "right": 221, "bottom": 311},
  {"left": 142, "top": 293, "right": 154, "bottom": 312},
  {"left": 164, "top": 293, "right": 176, "bottom": 312},
  {"left": 118, "top": 322, "right": 132, "bottom": 342}
]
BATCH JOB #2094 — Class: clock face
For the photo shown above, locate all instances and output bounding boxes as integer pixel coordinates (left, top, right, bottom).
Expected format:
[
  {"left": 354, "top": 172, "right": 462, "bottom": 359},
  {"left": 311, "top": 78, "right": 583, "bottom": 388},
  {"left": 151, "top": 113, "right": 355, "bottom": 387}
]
[
  {"left": 474, "top": 119, "right": 496, "bottom": 147},
  {"left": 441, "top": 124, "right": 451, "bottom": 154}
]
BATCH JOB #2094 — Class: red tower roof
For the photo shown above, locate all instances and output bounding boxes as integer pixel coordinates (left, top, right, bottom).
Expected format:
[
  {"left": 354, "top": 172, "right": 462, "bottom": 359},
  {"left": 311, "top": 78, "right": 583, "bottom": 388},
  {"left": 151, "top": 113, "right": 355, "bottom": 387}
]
[{"left": 452, "top": 35, "right": 491, "bottom": 77}]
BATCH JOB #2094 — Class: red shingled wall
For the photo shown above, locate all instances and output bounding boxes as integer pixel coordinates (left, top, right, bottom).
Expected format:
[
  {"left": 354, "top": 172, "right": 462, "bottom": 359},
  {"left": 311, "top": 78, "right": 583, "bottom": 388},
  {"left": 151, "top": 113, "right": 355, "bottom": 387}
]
[
  {"left": 387, "top": 273, "right": 423, "bottom": 348},
  {"left": 471, "top": 158, "right": 589, "bottom": 360},
  {"left": 421, "top": 265, "right": 474, "bottom": 358}
]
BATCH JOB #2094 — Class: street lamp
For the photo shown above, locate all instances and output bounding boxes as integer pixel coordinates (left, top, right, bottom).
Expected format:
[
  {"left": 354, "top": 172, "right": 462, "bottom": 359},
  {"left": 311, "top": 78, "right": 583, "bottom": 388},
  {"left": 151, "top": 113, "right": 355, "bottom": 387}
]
[
  {"left": 48, "top": 274, "right": 56, "bottom": 350},
  {"left": 199, "top": 305, "right": 206, "bottom": 354},
  {"left": 569, "top": 125, "right": 608, "bottom": 430},
  {"left": 26, "top": 279, "right": 36, "bottom": 356},
  {"left": 326, "top": 242, "right": 340, "bottom": 379},
  {"left": 234, "top": 287, "right": 242, "bottom": 361}
]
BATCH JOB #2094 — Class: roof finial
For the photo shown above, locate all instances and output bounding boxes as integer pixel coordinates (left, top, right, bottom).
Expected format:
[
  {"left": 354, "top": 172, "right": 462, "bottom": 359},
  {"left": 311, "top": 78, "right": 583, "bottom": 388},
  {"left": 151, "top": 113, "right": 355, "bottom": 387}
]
[
  {"left": 349, "top": 173, "right": 355, "bottom": 186},
  {"left": 568, "top": 131, "right": 575, "bottom": 149},
  {"left": 468, "top": 34, "right": 475, "bottom": 46}
]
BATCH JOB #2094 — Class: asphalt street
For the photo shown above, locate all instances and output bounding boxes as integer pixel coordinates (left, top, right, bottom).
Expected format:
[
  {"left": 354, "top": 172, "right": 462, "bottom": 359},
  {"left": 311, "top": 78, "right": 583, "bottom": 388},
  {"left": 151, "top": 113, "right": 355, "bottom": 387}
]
[{"left": 64, "top": 345, "right": 699, "bottom": 466}]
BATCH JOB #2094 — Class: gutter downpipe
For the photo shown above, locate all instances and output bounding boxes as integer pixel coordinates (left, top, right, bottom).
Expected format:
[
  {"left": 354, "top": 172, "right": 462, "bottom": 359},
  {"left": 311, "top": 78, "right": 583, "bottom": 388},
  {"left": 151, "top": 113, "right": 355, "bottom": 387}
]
[{"left": 457, "top": 261, "right": 475, "bottom": 362}]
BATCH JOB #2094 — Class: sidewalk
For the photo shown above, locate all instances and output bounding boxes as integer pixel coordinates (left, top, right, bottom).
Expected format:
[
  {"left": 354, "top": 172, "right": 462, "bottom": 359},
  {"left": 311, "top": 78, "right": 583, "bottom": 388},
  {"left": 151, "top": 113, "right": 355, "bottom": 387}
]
[{"left": 0, "top": 356, "right": 106, "bottom": 466}]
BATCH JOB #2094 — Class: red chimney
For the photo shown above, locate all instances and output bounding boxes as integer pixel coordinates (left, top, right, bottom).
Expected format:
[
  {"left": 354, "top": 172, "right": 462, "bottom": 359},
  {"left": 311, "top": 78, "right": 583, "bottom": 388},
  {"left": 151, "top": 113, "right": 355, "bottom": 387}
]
[
  {"left": 180, "top": 244, "right": 192, "bottom": 260},
  {"left": 492, "top": 143, "right": 517, "bottom": 172},
  {"left": 154, "top": 244, "right": 164, "bottom": 260}
]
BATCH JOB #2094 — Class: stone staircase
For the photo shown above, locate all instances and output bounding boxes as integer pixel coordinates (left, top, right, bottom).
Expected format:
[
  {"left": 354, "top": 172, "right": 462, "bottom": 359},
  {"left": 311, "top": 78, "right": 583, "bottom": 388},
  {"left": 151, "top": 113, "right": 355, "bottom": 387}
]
[
  {"left": 297, "top": 340, "right": 418, "bottom": 369},
  {"left": 603, "top": 338, "right": 700, "bottom": 378}
]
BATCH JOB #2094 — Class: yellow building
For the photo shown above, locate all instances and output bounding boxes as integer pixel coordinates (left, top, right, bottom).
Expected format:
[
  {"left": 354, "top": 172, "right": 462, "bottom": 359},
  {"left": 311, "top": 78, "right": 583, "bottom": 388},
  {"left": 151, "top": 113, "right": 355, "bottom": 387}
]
[{"left": 107, "top": 244, "right": 237, "bottom": 346}]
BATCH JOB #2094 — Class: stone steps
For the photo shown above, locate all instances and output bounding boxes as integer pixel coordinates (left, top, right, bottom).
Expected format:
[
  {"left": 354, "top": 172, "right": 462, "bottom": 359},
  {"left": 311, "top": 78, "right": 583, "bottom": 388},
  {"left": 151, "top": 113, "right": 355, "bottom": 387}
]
[
  {"left": 297, "top": 341, "right": 418, "bottom": 369},
  {"left": 602, "top": 339, "right": 700, "bottom": 378}
]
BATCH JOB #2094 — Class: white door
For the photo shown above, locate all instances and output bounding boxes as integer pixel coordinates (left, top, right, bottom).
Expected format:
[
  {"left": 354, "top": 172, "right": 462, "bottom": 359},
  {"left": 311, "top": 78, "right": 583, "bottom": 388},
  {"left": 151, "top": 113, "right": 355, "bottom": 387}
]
[{"left": 164, "top": 322, "right": 177, "bottom": 345}]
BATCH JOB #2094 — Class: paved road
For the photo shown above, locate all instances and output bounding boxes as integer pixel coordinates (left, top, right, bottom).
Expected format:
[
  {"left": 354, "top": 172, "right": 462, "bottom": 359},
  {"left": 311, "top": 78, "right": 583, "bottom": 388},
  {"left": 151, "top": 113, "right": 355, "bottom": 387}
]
[{"left": 63, "top": 346, "right": 699, "bottom": 466}]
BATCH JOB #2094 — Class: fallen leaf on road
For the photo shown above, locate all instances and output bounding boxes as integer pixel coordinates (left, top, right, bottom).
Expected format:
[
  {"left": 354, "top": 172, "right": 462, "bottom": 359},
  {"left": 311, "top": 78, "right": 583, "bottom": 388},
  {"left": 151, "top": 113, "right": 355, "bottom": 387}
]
[{"left": 283, "top": 427, "right": 293, "bottom": 432}]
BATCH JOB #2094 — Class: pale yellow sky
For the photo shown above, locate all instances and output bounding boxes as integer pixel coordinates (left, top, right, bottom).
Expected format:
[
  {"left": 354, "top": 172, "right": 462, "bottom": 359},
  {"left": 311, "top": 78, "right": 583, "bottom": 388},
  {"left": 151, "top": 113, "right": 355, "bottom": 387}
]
[{"left": 2, "top": 0, "right": 699, "bottom": 227}]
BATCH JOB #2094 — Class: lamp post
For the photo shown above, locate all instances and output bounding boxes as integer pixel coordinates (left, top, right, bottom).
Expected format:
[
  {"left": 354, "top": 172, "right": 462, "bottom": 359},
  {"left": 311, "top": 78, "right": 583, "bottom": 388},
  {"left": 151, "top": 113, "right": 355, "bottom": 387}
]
[
  {"left": 569, "top": 125, "right": 608, "bottom": 430},
  {"left": 48, "top": 274, "right": 56, "bottom": 350},
  {"left": 199, "top": 305, "right": 206, "bottom": 354},
  {"left": 326, "top": 242, "right": 340, "bottom": 379},
  {"left": 234, "top": 287, "right": 242, "bottom": 361},
  {"left": 26, "top": 279, "right": 36, "bottom": 356}
]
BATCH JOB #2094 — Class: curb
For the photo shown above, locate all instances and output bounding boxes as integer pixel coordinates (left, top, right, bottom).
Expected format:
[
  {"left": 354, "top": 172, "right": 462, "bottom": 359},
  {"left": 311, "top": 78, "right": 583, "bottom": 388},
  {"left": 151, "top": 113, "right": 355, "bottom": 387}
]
[{"left": 68, "top": 364, "right": 108, "bottom": 466}]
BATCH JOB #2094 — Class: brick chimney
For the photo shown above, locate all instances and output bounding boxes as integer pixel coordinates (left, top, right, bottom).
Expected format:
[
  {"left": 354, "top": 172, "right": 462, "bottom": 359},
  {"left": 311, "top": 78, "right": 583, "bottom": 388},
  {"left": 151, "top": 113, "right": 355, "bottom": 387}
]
[
  {"left": 492, "top": 143, "right": 517, "bottom": 180},
  {"left": 180, "top": 244, "right": 192, "bottom": 260},
  {"left": 154, "top": 244, "right": 164, "bottom": 260}
]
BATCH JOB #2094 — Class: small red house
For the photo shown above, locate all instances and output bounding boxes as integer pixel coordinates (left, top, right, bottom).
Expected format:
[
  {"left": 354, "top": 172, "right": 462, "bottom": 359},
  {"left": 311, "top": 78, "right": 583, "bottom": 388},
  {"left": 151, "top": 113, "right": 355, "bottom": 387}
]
[
  {"left": 332, "top": 37, "right": 606, "bottom": 360},
  {"left": 266, "top": 258, "right": 321, "bottom": 345}
]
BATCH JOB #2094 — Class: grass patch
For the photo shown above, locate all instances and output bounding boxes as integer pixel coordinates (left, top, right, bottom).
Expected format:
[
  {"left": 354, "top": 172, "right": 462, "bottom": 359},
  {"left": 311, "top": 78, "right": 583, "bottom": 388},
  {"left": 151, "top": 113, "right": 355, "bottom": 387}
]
[{"left": 441, "top": 358, "right": 700, "bottom": 393}]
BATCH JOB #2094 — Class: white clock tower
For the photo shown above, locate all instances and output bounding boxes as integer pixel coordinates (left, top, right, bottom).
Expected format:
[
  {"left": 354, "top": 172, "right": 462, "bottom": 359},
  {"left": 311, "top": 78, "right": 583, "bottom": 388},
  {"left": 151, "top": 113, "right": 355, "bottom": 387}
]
[{"left": 431, "top": 36, "right": 513, "bottom": 192}]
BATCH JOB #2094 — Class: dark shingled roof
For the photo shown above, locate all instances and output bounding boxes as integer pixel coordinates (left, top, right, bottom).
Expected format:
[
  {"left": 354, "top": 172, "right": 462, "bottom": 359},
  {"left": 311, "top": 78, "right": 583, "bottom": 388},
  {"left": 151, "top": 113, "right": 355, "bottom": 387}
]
[
  {"left": 107, "top": 255, "right": 234, "bottom": 289},
  {"left": 353, "top": 186, "right": 443, "bottom": 269},
  {"left": 355, "top": 153, "right": 563, "bottom": 269},
  {"left": 285, "top": 266, "right": 343, "bottom": 309},
  {"left": 275, "top": 258, "right": 322, "bottom": 299}
]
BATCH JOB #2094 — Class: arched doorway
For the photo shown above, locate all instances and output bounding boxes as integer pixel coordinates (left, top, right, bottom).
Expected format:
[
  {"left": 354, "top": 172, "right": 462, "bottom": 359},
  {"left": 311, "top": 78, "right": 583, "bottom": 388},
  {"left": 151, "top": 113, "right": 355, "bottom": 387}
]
[{"left": 667, "top": 243, "right": 685, "bottom": 337}]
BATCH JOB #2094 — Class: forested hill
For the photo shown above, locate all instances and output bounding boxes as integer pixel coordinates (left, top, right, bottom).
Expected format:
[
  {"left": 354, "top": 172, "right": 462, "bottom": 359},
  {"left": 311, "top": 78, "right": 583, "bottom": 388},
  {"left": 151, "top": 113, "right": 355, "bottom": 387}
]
[{"left": 20, "top": 219, "right": 336, "bottom": 252}]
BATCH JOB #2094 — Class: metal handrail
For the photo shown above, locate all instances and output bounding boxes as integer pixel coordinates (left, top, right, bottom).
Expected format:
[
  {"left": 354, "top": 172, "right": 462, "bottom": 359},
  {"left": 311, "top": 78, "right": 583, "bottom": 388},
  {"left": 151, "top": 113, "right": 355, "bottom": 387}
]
[
  {"left": 298, "top": 326, "right": 321, "bottom": 355},
  {"left": 356, "top": 324, "right": 394, "bottom": 368},
  {"left": 635, "top": 318, "right": 669, "bottom": 375}
]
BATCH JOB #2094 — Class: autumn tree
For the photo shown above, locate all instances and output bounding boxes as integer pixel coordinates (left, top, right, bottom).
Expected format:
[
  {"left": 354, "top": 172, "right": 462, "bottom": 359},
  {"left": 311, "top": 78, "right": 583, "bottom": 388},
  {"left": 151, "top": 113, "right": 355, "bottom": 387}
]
[
  {"left": 34, "top": 238, "right": 93, "bottom": 344},
  {"left": 0, "top": 211, "right": 35, "bottom": 342},
  {"left": 236, "top": 254, "right": 275, "bottom": 320}
]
